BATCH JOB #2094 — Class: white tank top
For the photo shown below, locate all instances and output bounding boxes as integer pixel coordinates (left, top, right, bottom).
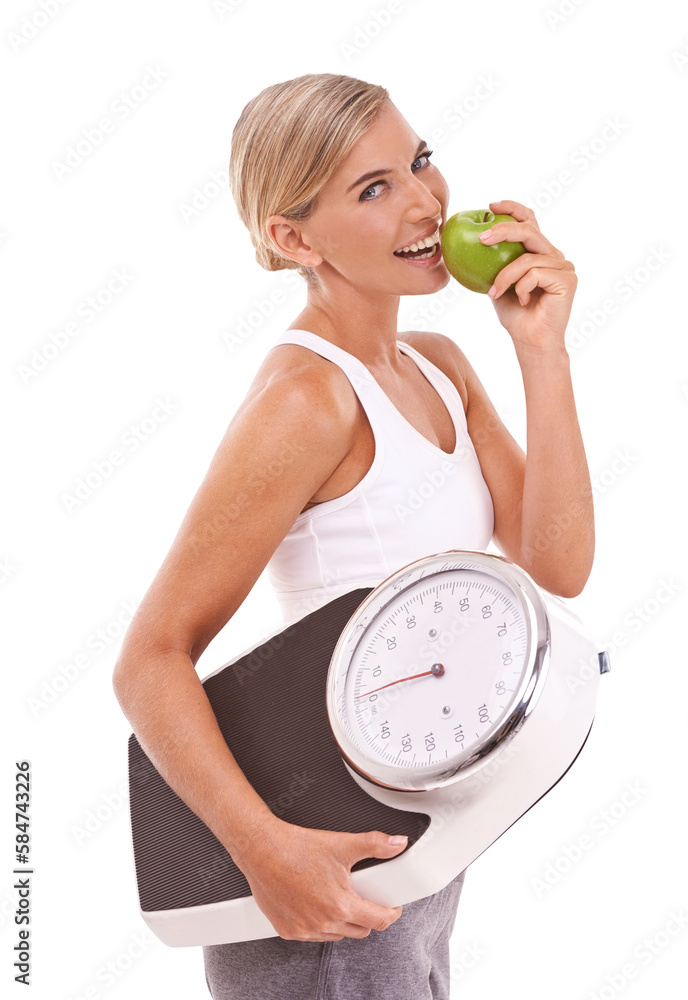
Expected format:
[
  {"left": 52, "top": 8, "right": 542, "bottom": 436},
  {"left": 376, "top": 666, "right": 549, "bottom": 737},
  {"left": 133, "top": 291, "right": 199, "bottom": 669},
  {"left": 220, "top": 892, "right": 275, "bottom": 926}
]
[{"left": 265, "top": 329, "right": 495, "bottom": 624}]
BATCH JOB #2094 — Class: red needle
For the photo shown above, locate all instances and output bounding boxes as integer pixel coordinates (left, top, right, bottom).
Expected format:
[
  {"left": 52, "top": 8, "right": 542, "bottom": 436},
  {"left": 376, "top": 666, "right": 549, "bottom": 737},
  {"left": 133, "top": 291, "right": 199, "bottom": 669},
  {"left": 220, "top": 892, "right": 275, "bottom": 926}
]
[{"left": 355, "top": 663, "right": 445, "bottom": 699}]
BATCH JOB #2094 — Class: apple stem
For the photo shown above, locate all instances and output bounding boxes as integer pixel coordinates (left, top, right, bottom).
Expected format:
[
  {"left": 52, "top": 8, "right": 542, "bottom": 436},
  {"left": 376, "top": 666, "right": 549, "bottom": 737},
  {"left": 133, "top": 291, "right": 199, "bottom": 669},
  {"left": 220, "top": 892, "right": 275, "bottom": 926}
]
[{"left": 483, "top": 211, "right": 491, "bottom": 222}]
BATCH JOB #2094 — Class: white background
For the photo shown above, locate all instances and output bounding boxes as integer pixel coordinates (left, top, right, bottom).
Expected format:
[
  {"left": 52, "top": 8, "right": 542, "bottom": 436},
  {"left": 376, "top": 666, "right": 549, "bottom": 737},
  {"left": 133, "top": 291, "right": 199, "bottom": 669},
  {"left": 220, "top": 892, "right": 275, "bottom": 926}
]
[{"left": 3, "top": 0, "right": 687, "bottom": 997}]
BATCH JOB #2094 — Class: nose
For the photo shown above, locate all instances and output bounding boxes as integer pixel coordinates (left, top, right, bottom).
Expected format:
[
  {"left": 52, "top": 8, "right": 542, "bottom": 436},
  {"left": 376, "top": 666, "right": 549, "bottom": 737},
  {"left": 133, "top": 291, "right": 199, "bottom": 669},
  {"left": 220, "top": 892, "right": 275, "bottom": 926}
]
[{"left": 405, "top": 170, "right": 443, "bottom": 224}]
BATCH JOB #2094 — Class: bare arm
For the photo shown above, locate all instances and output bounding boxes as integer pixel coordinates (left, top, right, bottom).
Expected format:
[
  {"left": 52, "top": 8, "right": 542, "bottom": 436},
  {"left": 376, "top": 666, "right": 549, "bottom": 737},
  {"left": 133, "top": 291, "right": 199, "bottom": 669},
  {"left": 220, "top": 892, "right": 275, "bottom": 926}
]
[
  {"left": 408, "top": 330, "right": 593, "bottom": 599},
  {"left": 113, "top": 362, "right": 407, "bottom": 940}
]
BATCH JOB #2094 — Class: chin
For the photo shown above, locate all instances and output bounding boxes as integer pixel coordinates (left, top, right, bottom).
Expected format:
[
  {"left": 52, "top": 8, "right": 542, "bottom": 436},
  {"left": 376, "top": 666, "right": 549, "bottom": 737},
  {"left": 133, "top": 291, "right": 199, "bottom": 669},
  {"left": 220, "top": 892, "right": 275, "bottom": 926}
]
[{"left": 402, "top": 263, "right": 451, "bottom": 296}]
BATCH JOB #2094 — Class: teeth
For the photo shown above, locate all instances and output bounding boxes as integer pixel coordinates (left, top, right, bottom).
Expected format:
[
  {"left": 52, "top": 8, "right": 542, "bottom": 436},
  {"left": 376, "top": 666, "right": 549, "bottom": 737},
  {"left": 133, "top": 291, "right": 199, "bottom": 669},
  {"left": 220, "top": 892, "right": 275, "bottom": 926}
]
[{"left": 395, "top": 228, "right": 440, "bottom": 255}]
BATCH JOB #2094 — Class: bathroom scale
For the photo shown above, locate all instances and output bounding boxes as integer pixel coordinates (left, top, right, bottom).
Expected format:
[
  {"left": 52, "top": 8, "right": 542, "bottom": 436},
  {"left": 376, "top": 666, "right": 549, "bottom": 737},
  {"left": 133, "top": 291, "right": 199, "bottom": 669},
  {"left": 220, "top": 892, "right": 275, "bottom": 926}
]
[{"left": 127, "top": 549, "right": 609, "bottom": 946}]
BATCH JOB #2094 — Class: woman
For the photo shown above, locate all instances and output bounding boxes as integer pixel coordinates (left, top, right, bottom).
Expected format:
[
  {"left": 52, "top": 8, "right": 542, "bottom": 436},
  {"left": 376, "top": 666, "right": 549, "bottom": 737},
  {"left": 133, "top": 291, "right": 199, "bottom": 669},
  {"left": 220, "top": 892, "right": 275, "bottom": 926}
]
[{"left": 113, "top": 73, "right": 594, "bottom": 998}]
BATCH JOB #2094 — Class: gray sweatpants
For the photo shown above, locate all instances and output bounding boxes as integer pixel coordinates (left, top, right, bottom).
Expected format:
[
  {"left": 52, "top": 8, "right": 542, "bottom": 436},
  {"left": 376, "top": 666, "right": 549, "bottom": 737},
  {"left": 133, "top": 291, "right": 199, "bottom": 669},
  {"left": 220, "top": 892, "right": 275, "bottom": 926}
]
[{"left": 202, "top": 870, "right": 466, "bottom": 999}]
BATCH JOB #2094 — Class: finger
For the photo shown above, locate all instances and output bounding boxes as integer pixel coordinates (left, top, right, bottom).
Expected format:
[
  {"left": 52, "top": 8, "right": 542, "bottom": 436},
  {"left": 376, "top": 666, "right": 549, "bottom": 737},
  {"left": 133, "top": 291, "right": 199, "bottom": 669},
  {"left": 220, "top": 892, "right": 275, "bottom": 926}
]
[
  {"left": 339, "top": 922, "right": 373, "bottom": 939},
  {"left": 346, "top": 896, "right": 404, "bottom": 933},
  {"left": 489, "top": 199, "right": 540, "bottom": 227},
  {"left": 341, "top": 830, "right": 409, "bottom": 867},
  {"left": 296, "top": 926, "right": 367, "bottom": 942},
  {"left": 489, "top": 253, "right": 575, "bottom": 299},
  {"left": 512, "top": 266, "right": 577, "bottom": 307},
  {"left": 479, "top": 220, "right": 555, "bottom": 256}
]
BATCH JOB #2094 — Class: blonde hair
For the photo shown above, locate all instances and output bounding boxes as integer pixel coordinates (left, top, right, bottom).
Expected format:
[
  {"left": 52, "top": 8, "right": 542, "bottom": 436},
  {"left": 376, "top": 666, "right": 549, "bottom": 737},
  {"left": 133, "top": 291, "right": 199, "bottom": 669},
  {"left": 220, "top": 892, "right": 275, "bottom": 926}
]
[{"left": 229, "top": 73, "right": 390, "bottom": 283}]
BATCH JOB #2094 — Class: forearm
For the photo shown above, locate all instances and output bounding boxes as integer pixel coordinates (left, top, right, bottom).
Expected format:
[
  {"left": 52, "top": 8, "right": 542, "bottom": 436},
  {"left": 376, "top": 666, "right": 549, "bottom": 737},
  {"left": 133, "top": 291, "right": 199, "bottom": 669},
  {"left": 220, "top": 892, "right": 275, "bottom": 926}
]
[
  {"left": 515, "top": 343, "right": 595, "bottom": 597},
  {"left": 113, "top": 648, "right": 277, "bottom": 864}
]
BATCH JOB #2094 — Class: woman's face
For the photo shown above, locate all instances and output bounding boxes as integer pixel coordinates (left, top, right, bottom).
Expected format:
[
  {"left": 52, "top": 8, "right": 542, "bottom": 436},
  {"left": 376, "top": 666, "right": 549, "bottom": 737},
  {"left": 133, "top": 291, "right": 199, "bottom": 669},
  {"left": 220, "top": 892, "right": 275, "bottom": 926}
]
[{"left": 295, "top": 99, "right": 451, "bottom": 296}]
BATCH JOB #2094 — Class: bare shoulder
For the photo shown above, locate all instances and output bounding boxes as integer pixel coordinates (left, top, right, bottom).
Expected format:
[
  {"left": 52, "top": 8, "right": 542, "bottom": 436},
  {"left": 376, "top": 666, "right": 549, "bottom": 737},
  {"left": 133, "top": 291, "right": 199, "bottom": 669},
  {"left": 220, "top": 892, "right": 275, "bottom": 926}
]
[
  {"left": 249, "top": 344, "right": 356, "bottom": 405},
  {"left": 245, "top": 340, "right": 359, "bottom": 423},
  {"left": 397, "top": 330, "right": 469, "bottom": 412}
]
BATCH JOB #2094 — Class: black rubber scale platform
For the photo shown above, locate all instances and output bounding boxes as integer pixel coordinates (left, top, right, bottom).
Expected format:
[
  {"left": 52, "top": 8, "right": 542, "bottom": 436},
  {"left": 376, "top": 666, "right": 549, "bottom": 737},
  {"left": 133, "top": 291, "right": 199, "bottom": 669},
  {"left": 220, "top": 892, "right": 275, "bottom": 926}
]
[{"left": 128, "top": 586, "right": 430, "bottom": 914}]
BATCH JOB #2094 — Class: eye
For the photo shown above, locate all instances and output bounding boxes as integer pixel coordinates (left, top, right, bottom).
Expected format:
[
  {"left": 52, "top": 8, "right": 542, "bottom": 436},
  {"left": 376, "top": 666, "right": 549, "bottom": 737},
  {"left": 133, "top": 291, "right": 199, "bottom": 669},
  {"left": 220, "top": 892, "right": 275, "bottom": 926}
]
[
  {"left": 358, "top": 149, "right": 435, "bottom": 202},
  {"left": 412, "top": 149, "right": 434, "bottom": 171},
  {"left": 360, "top": 181, "right": 386, "bottom": 202}
]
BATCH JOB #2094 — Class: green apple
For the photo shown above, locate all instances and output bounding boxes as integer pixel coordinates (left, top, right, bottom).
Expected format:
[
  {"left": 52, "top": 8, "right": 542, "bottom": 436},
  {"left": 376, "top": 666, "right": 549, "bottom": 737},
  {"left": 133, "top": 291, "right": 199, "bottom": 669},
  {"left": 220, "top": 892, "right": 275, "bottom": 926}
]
[{"left": 441, "top": 210, "right": 526, "bottom": 294}]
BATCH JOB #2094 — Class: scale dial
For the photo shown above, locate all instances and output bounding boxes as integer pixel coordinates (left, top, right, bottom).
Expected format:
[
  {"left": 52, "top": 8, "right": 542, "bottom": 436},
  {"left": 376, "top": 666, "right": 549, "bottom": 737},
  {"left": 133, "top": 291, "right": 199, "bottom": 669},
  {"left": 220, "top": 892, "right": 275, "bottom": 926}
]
[{"left": 326, "top": 550, "right": 550, "bottom": 792}]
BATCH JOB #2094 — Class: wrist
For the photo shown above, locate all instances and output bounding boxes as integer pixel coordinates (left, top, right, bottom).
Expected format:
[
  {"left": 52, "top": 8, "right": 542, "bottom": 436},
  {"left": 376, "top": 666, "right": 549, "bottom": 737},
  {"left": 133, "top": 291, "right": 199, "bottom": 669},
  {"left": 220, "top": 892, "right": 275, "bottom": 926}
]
[
  {"left": 218, "top": 798, "right": 283, "bottom": 867},
  {"left": 513, "top": 339, "right": 570, "bottom": 370}
]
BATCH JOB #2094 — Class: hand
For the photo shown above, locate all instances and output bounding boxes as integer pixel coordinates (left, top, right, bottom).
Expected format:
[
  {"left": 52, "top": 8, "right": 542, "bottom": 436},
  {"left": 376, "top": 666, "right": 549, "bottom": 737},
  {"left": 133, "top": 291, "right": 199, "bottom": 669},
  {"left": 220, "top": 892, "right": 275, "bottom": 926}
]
[
  {"left": 480, "top": 199, "right": 577, "bottom": 354},
  {"left": 233, "top": 816, "right": 408, "bottom": 942}
]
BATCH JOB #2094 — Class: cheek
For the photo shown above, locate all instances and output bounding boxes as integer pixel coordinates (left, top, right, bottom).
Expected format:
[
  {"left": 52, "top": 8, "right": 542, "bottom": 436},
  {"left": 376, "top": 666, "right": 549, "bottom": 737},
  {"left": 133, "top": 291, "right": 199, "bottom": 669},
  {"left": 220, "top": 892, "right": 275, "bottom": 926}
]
[{"left": 317, "top": 216, "right": 377, "bottom": 260}]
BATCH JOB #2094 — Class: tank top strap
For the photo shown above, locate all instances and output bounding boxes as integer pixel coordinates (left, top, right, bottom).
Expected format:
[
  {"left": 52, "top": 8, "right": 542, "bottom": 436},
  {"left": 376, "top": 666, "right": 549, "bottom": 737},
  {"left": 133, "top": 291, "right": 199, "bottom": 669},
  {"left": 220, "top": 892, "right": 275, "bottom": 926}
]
[
  {"left": 395, "top": 339, "right": 469, "bottom": 438},
  {"left": 270, "top": 328, "right": 379, "bottom": 396},
  {"left": 271, "top": 328, "right": 469, "bottom": 463}
]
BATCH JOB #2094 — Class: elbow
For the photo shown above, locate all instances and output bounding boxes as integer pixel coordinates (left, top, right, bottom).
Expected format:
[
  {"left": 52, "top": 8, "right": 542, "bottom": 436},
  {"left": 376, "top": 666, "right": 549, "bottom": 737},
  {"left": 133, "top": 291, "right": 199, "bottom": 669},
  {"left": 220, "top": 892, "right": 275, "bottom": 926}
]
[
  {"left": 520, "top": 549, "right": 594, "bottom": 600},
  {"left": 551, "top": 577, "right": 587, "bottom": 600},
  {"left": 520, "top": 531, "right": 594, "bottom": 600},
  {"left": 535, "top": 558, "right": 593, "bottom": 599},
  {"left": 112, "top": 655, "right": 132, "bottom": 711},
  {"left": 112, "top": 639, "right": 142, "bottom": 713}
]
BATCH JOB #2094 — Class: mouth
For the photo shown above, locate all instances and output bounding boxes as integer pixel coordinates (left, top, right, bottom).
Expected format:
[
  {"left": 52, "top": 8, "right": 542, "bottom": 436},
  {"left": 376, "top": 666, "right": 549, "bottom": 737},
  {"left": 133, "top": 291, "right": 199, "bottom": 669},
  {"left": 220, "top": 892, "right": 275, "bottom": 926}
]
[{"left": 393, "top": 227, "right": 441, "bottom": 262}]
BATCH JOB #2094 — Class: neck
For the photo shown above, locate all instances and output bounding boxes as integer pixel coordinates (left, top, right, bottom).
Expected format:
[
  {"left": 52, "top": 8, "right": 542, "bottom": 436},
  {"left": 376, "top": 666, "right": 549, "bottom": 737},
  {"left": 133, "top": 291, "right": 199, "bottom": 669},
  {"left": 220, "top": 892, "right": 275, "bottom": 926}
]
[{"left": 288, "top": 274, "right": 403, "bottom": 372}]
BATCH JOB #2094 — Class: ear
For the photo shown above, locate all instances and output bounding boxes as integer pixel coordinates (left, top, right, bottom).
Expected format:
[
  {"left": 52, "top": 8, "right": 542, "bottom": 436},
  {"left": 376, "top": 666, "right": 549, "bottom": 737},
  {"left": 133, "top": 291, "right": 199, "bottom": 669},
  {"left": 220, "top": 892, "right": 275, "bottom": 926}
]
[{"left": 265, "top": 215, "right": 323, "bottom": 268}]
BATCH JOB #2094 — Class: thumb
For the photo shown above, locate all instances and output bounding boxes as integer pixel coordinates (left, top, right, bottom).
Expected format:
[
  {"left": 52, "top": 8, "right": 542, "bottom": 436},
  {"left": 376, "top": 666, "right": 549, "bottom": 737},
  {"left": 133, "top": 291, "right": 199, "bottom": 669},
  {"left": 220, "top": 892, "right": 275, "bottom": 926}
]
[{"left": 342, "top": 830, "right": 409, "bottom": 867}]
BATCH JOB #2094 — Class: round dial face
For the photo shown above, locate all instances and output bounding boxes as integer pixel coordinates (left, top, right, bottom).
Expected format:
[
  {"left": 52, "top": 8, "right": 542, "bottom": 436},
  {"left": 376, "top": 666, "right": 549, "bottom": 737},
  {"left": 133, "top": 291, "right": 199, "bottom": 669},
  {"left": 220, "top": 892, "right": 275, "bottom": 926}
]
[{"left": 327, "top": 552, "right": 549, "bottom": 792}]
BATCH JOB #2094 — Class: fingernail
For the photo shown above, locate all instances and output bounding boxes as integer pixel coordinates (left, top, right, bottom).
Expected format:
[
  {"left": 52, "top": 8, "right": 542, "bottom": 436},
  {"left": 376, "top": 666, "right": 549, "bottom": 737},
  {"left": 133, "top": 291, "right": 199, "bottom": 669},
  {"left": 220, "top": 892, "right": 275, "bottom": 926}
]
[
  {"left": 488, "top": 284, "right": 497, "bottom": 298},
  {"left": 388, "top": 835, "right": 408, "bottom": 846},
  {"left": 479, "top": 228, "right": 493, "bottom": 241}
]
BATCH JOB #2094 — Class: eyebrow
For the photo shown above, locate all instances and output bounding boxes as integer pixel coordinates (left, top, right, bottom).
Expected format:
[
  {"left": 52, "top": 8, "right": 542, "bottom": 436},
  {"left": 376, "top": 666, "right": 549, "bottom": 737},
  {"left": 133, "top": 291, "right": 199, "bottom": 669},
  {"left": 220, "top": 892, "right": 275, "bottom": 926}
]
[{"left": 345, "top": 139, "right": 429, "bottom": 194}]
